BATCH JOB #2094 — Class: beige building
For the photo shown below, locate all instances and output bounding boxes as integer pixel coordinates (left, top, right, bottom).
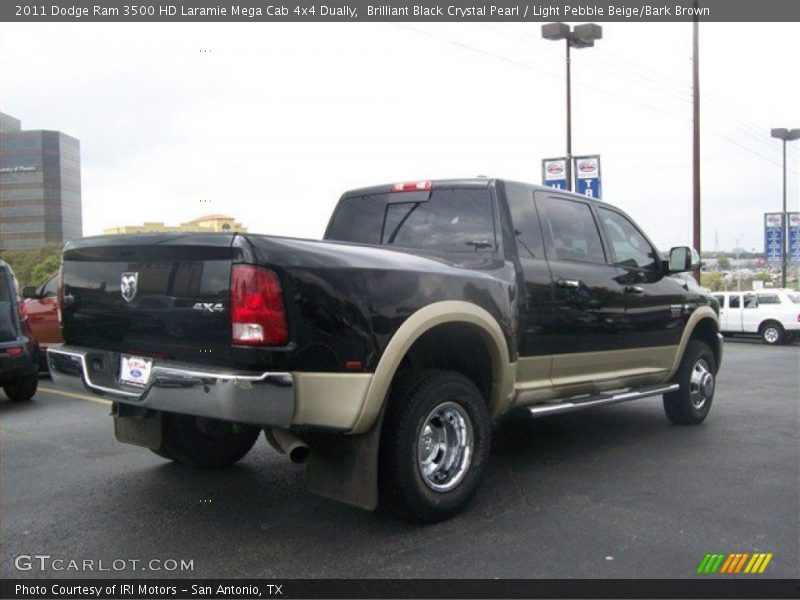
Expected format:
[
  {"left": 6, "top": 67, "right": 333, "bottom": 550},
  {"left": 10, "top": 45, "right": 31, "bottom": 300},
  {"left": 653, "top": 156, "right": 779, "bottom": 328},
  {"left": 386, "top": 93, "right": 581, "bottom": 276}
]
[{"left": 103, "top": 214, "right": 247, "bottom": 235}]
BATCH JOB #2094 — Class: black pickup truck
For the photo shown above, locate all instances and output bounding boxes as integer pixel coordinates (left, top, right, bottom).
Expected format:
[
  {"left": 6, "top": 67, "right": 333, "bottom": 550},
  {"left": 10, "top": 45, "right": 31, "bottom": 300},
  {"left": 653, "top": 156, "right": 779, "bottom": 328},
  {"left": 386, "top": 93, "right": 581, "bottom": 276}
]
[{"left": 49, "top": 179, "right": 722, "bottom": 521}]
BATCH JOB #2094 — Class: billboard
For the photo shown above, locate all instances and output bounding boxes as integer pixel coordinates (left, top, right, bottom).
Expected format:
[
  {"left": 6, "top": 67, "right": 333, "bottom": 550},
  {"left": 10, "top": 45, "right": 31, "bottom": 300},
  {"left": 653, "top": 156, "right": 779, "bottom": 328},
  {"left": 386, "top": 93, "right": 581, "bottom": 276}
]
[
  {"left": 574, "top": 155, "right": 602, "bottom": 199},
  {"left": 764, "top": 213, "right": 784, "bottom": 263},
  {"left": 789, "top": 212, "right": 800, "bottom": 264},
  {"left": 542, "top": 157, "right": 568, "bottom": 190}
]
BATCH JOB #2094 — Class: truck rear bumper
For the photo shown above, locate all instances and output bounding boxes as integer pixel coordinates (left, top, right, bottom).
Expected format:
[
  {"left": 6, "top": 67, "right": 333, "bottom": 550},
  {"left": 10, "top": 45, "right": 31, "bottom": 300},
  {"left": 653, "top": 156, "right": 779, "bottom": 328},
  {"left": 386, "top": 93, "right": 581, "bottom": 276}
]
[{"left": 47, "top": 345, "right": 294, "bottom": 427}]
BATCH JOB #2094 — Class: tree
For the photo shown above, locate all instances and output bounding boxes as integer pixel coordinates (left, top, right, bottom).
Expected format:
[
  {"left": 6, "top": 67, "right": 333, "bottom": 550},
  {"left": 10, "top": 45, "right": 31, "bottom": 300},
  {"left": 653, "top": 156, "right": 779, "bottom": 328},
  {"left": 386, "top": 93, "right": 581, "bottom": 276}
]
[
  {"left": 701, "top": 271, "right": 724, "bottom": 291},
  {"left": 717, "top": 256, "right": 731, "bottom": 271},
  {"left": 0, "top": 245, "right": 62, "bottom": 287}
]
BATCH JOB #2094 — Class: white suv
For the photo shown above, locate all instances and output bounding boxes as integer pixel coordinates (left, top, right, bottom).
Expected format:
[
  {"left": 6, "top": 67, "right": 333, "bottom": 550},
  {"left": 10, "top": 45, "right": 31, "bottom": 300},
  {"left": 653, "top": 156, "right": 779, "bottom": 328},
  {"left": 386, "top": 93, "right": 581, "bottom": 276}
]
[{"left": 713, "top": 289, "right": 800, "bottom": 345}]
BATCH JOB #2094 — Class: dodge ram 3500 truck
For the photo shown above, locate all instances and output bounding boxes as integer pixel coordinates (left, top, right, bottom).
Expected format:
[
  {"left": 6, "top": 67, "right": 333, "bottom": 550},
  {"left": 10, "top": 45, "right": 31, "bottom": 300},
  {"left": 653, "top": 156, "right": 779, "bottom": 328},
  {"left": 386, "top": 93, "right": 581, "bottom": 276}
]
[{"left": 49, "top": 179, "right": 723, "bottom": 522}]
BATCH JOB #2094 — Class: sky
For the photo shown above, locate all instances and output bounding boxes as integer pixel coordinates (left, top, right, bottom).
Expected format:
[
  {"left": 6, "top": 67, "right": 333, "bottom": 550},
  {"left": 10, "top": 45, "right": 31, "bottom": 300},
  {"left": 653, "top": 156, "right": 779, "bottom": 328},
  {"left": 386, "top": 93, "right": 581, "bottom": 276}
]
[{"left": 0, "top": 21, "right": 798, "bottom": 252}]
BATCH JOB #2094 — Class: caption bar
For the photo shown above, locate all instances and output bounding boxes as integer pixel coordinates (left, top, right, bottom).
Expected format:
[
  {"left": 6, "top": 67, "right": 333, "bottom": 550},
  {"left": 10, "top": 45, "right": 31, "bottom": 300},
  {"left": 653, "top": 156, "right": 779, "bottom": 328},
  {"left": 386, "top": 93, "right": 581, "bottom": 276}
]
[
  {"left": 3, "top": 579, "right": 800, "bottom": 599},
  {"left": 3, "top": 0, "right": 800, "bottom": 22}
]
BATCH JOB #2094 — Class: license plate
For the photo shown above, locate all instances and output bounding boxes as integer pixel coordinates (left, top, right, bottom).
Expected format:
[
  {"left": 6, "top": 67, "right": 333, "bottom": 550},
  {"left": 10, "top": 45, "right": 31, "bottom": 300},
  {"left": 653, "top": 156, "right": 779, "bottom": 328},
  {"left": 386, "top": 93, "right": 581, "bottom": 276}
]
[{"left": 120, "top": 355, "right": 153, "bottom": 387}]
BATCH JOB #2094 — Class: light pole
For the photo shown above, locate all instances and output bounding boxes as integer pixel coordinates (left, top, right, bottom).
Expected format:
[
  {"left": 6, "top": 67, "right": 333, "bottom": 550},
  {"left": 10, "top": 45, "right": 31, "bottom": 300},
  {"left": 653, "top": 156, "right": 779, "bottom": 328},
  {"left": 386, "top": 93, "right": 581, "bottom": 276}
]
[
  {"left": 542, "top": 22, "right": 602, "bottom": 192},
  {"left": 770, "top": 127, "right": 800, "bottom": 288}
]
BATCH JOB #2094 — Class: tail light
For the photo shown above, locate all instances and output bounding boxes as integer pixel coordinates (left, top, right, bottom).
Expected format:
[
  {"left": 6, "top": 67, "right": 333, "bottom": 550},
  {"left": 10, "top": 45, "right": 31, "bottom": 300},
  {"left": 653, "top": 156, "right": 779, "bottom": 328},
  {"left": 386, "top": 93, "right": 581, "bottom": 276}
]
[
  {"left": 797, "top": 314, "right": 800, "bottom": 323},
  {"left": 230, "top": 265, "right": 288, "bottom": 346},
  {"left": 4, "top": 347, "right": 23, "bottom": 358},
  {"left": 57, "top": 265, "right": 64, "bottom": 324}
]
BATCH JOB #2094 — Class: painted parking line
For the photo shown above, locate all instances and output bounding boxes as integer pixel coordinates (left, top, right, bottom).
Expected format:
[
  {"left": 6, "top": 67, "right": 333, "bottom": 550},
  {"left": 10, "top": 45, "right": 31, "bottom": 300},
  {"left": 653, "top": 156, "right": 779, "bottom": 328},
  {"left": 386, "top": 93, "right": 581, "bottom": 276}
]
[{"left": 38, "top": 386, "right": 111, "bottom": 406}]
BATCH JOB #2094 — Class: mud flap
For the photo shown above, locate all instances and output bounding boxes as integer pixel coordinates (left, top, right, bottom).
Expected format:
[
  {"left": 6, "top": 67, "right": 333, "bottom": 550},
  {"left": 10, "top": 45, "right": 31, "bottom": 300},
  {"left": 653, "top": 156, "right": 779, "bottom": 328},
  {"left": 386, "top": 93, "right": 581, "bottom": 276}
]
[
  {"left": 305, "top": 412, "right": 384, "bottom": 511},
  {"left": 112, "top": 404, "right": 163, "bottom": 449}
]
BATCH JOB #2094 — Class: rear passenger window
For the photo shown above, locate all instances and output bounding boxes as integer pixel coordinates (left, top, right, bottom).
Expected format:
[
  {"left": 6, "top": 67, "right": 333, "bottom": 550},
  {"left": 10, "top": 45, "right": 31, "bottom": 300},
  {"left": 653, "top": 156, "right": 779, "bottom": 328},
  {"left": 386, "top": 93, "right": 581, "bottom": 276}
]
[
  {"left": 538, "top": 197, "right": 606, "bottom": 264},
  {"left": 743, "top": 294, "right": 758, "bottom": 309},
  {"left": 505, "top": 183, "right": 545, "bottom": 258},
  {"left": 729, "top": 295, "right": 740, "bottom": 308},
  {"left": 756, "top": 294, "right": 780, "bottom": 305}
]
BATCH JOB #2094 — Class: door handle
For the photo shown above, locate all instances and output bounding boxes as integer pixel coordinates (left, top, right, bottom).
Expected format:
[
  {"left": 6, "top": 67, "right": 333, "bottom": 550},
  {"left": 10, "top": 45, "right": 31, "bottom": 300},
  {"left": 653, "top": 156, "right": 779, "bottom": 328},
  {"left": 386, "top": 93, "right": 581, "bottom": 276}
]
[
  {"left": 624, "top": 285, "right": 644, "bottom": 294},
  {"left": 556, "top": 279, "right": 582, "bottom": 288}
]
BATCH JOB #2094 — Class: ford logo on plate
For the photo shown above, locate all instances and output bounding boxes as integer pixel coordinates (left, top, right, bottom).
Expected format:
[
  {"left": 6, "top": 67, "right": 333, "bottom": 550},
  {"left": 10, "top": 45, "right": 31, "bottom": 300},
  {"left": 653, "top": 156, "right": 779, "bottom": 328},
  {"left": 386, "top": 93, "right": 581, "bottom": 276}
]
[{"left": 130, "top": 369, "right": 142, "bottom": 378}]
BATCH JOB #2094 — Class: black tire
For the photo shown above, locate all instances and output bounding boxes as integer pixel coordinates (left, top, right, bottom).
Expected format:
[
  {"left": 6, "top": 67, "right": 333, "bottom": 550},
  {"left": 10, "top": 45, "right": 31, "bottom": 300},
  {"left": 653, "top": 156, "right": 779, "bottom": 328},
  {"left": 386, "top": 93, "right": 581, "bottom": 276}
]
[
  {"left": 379, "top": 369, "right": 491, "bottom": 523},
  {"left": 759, "top": 321, "right": 785, "bottom": 345},
  {"left": 663, "top": 341, "right": 716, "bottom": 425},
  {"left": 153, "top": 413, "right": 260, "bottom": 468},
  {"left": 3, "top": 374, "right": 38, "bottom": 402}
]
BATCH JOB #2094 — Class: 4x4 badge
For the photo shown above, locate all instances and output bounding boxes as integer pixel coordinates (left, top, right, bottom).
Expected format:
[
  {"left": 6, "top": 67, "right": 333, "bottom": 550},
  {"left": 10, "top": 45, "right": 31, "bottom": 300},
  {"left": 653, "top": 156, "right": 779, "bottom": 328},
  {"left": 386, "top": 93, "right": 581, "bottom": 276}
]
[{"left": 120, "top": 272, "right": 138, "bottom": 303}]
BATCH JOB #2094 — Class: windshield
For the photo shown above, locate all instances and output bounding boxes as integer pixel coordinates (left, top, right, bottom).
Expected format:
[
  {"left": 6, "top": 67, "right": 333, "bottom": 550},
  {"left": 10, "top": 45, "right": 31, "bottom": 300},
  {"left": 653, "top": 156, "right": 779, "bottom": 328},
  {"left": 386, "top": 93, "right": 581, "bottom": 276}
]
[
  {"left": 787, "top": 293, "right": 800, "bottom": 304},
  {"left": 326, "top": 188, "right": 496, "bottom": 253}
]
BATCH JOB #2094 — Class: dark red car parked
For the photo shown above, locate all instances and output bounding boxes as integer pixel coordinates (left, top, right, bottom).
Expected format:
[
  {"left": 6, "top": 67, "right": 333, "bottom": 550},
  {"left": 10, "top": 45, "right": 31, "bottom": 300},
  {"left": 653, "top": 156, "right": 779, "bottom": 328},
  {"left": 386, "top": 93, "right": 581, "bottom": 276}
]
[{"left": 22, "top": 272, "right": 62, "bottom": 370}]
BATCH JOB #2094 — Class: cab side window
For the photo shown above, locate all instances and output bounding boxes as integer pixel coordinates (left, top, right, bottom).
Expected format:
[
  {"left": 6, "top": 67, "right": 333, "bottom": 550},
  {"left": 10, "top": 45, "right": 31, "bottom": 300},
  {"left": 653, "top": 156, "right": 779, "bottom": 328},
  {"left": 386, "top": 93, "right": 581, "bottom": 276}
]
[
  {"left": 729, "top": 295, "right": 741, "bottom": 308},
  {"left": 743, "top": 294, "right": 758, "bottom": 309},
  {"left": 756, "top": 293, "right": 780, "bottom": 305},
  {"left": 713, "top": 295, "right": 725, "bottom": 307},
  {"left": 598, "top": 207, "right": 657, "bottom": 269},
  {"left": 538, "top": 197, "right": 606, "bottom": 264}
]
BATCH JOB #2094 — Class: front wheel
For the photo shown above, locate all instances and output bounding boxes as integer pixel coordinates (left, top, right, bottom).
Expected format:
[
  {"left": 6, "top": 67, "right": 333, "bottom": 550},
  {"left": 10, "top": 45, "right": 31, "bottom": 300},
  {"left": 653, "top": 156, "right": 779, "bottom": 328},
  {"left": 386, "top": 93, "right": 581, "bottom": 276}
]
[
  {"left": 3, "top": 374, "right": 38, "bottom": 402},
  {"left": 379, "top": 369, "right": 491, "bottom": 522},
  {"left": 663, "top": 341, "right": 717, "bottom": 425},
  {"left": 153, "top": 414, "right": 260, "bottom": 468},
  {"left": 760, "top": 322, "right": 784, "bottom": 345}
]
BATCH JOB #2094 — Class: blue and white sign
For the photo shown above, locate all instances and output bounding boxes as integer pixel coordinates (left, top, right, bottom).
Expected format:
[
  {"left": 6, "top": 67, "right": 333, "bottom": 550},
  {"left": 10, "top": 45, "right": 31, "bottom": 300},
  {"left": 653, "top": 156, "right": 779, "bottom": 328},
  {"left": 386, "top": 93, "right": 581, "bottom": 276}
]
[
  {"left": 574, "top": 155, "right": 602, "bottom": 199},
  {"left": 788, "top": 212, "right": 800, "bottom": 264},
  {"left": 542, "top": 157, "right": 568, "bottom": 190},
  {"left": 764, "top": 212, "right": 784, "bottom": 263}
]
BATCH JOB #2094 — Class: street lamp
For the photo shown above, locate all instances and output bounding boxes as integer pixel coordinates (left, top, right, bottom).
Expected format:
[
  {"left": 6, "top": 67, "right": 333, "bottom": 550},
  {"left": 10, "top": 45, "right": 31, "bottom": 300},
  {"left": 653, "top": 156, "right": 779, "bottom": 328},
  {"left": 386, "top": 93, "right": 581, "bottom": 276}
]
[
  {"left": 542, "top": 22, "right": 602, "bottom": 192},
  {"left": 770, "top": 127, "right": 800, "bottom": 288}
]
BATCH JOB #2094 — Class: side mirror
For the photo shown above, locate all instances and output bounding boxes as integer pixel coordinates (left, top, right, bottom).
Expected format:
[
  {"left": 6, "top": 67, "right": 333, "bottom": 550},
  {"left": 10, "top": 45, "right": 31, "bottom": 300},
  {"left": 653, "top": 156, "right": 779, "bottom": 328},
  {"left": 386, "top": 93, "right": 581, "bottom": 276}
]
[
  {"left": 668, "top": 246, "right": 701, "bottom": 273},
  {"left": 21, "top": 286, "right": 39, "bottom": 299}
]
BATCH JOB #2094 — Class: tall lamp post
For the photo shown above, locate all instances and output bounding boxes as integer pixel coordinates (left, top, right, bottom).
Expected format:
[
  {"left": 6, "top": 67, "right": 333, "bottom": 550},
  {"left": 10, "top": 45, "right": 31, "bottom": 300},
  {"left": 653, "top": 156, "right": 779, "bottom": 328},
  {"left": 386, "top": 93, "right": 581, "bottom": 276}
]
[
  {"left": 770, "top": 127, "right": 800, "bottom": 288},
  {"left": 542, "top": 22, "right": 602, "bottom": 192}
]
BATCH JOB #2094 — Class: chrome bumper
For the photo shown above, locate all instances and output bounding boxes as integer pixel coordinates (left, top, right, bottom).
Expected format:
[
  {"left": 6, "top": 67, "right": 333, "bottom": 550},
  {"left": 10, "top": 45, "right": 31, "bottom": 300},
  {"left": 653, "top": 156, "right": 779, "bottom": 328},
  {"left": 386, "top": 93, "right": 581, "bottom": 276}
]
[{"left": 47, "top": 345, "right": 294, "bottom": 427}]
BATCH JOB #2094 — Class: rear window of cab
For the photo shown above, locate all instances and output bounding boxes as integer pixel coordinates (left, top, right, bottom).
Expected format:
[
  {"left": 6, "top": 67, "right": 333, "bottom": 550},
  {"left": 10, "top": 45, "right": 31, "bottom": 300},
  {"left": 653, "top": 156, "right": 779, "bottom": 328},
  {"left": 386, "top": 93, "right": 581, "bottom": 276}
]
[{"left": 326, "top": 188, "right": 496, "bottom": 254}]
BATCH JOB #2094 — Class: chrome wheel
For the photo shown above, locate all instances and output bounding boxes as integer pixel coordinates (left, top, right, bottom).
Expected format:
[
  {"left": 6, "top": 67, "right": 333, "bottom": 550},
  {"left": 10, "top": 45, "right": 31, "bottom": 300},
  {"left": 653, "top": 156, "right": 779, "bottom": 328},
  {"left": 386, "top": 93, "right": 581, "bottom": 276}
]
[
  {"left": 689, "top": 359, "right": 714, "bottom": 410},
  {"left": 763, "top": 327, "right": 780, "bottom": 344},
  {"left": 417, "top": 401, "right": 474, "bottom": 492}
]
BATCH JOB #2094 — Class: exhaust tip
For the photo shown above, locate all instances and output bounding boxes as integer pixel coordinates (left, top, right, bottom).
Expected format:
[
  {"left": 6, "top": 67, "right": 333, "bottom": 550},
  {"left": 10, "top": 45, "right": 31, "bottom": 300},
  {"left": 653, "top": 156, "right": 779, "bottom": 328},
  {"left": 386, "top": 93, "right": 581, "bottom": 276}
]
[{"left": 289, "top": 445, "right": 309, "bottom": 464}]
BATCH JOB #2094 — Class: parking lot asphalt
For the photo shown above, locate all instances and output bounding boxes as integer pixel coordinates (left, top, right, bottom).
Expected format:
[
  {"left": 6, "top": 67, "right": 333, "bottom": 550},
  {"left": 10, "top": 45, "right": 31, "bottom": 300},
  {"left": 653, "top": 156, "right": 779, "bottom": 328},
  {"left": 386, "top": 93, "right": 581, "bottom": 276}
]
[{"left": 1, "top": 340, "right": 798, "bottom": 580}]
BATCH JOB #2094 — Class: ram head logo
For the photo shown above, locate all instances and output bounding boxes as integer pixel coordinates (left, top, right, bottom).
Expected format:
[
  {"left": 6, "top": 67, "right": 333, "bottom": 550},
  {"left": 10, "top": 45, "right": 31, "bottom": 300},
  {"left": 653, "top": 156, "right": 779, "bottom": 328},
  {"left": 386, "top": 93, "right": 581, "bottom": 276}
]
[{"left": 120, "top": 272, "right": 138, "bottom": 303}]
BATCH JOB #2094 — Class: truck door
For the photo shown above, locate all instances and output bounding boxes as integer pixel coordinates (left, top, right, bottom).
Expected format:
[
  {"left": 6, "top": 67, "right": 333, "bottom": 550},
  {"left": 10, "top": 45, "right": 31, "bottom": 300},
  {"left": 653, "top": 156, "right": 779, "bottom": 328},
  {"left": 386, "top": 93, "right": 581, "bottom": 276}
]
[
  {"left": 595, "top": 205, "right": 687, "bottom": 371},
  {"left": 741, "top": 293, "right": 760, "bottom": 333},
  {"left": 502, "top": 182, "right": 553, "bottom": 391},
  {"left": 534, "top": 193, "right": 627, "bottom": 385},
  {"left": 723, "top": 294, "right": 743, "bottom": 332}
]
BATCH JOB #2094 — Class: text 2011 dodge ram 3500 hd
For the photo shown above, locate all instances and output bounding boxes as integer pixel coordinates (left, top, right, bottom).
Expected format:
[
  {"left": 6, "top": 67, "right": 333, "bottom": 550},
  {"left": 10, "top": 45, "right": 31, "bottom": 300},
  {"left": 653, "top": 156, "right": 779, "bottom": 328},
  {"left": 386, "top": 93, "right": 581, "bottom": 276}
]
[{"left": 49, "top": 179, "right": 723, "bottom": 522}]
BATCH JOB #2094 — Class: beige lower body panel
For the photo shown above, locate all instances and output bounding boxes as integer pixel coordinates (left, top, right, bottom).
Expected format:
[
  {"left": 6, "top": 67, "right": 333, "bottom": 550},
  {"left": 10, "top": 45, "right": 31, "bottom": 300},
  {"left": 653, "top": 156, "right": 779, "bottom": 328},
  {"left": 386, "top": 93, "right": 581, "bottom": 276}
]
[
  {"left": 513, "top": 346, "right": 678, "bottom": 407},
  {"left": 291, "top": 372, "right": 373, "bottom": 430}
]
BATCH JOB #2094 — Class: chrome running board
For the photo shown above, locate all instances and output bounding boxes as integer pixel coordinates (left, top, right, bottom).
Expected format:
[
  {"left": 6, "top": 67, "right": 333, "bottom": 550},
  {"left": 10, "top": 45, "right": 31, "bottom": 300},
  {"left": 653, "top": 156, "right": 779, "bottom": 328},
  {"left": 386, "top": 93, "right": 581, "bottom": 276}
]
[{"left": 528, "top": 383, "right": 679, "bottom": 418}]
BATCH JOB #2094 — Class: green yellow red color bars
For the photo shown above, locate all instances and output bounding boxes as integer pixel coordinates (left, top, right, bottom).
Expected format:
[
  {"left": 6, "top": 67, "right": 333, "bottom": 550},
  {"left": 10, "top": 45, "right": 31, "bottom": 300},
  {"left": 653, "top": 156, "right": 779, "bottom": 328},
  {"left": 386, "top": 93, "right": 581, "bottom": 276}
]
[{"left": 697, "top": 552, "right": 773, "bottom": 574}]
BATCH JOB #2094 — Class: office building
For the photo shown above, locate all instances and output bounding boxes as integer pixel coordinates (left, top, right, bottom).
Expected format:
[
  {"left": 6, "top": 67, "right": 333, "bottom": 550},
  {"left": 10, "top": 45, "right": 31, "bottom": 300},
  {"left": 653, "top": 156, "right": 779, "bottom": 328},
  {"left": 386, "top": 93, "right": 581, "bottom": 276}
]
[{"left": 0, "top": 112, "right": 82, "bottom": 251}]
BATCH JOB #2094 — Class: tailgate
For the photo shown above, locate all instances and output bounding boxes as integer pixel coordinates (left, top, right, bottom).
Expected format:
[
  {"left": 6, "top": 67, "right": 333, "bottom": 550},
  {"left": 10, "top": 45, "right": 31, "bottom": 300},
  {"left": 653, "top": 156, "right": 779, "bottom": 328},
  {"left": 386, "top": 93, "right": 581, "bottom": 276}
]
[{"left": 61, "top": 234, "right": 238, "bottom": 366}]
